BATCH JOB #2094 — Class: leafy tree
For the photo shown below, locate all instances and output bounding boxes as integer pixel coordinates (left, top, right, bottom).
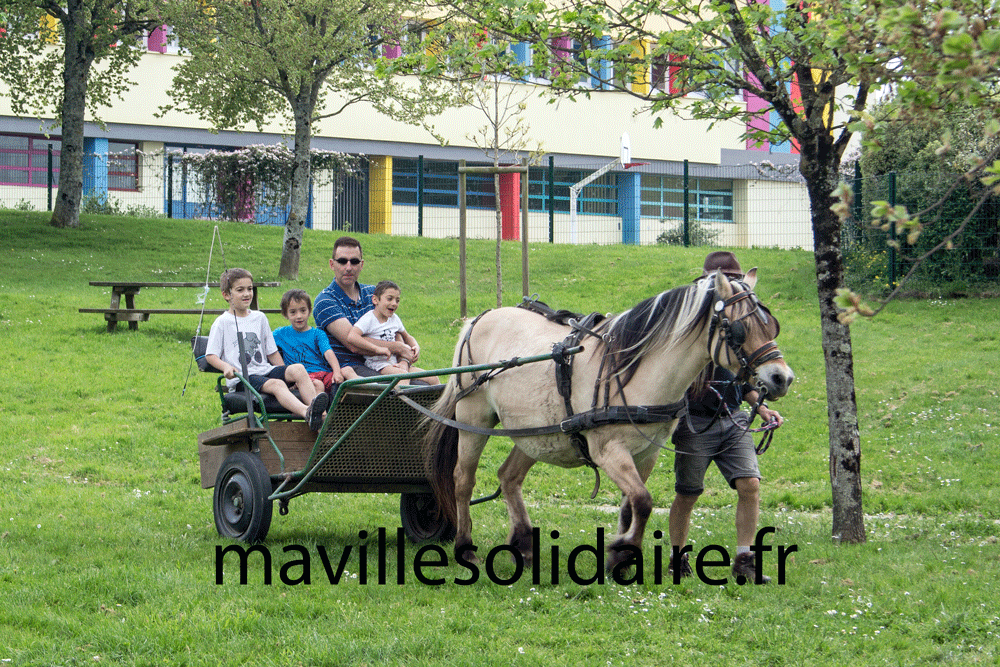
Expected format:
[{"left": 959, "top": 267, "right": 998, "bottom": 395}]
[
  {"left": 430, "top": 25, "right": 543, "bottom": 307},
  {"left": 424, "top": 0, "right": 999, "bottom": 543},
  {"left": 162, "top": 0, "right": 458, "bottom": 280},
  {"left": 0, "top": 0, "right": 162, "bottom": 228}
]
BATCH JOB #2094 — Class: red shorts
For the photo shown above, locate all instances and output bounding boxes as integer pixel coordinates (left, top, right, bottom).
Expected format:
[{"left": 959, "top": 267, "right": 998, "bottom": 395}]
[{"left": 309, "top": 371, "right": 336, "bottom": 393}]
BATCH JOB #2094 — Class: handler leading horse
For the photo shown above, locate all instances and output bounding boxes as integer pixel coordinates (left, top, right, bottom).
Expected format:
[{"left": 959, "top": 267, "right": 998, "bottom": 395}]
[{"left": 425, "top": 269, "right": 794, "bottom": 572}]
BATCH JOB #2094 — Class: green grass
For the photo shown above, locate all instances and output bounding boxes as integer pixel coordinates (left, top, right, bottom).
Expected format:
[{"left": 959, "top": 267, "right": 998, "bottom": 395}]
[{"left": 1, "top": 210, "right": 998, "bottom": 665}]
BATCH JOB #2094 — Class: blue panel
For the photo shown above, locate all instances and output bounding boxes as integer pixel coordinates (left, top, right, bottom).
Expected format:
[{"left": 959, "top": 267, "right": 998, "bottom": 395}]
[
  {"left": 769, "top": 110, "right": 791, "bottom": 153},
  {"left": 618, "top": 171, "right": 641, "bottom": 245},
  {"left": 592, "top": 36, "right": 613, "bottom": 90},
  {"left": 511, "top": 42, "right": 531, "bottom": 67},
  {"left": 82, "top": 137, "right": 109, "bottom": 199}
]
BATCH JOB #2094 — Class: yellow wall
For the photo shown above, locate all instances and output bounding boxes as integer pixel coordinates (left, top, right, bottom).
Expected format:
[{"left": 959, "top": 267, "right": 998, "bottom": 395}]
[{"left": 368, "top": 156, "right": 392, "bottom": 234}]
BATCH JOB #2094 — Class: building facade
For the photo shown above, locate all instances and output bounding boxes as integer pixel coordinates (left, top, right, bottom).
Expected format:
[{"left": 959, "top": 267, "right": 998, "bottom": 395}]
[{"left": 0, "top": 30, "right": 811, "bottom": 249}]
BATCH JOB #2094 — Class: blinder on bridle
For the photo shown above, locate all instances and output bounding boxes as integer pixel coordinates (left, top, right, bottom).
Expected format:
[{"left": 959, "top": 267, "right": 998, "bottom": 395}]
[{"left": 709, "top": 281, "right": 783, "bottom": 385}]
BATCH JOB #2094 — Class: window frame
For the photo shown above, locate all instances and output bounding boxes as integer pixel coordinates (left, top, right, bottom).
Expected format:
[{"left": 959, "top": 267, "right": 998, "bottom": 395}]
[
  {"left": 0, "top": 133, "right": 61, "bottom": 187},
  {"left": 640, "top": 174, "right": 734, "bottom": 223},
  {"left": 107, "top": 141, "right": 139, "bottom": 192}
]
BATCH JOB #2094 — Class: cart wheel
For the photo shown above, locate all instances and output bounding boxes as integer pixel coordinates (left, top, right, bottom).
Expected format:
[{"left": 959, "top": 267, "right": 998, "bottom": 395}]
[
  {"left": 400, "top": 492, "right": 456, "bottom": 543},
  {"left": 213, "top": 452, "right": 273, "bottom": 543}
]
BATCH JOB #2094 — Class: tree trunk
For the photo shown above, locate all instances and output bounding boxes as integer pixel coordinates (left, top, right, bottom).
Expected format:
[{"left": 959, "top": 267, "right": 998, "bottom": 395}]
[
  {"left": 801, "top": 148, "right": 867, "bottom": 544},
  {"left": 278, "top": 104, "right": 313, "bottom": 280},
  {"left": 50, "top": 11, "right": 93, "bottom": 229}
]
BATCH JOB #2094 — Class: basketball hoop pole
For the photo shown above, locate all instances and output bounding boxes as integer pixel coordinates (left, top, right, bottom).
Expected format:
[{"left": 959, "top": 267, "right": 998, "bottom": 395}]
[{"left": 569, "top": 134, "right": 642, "bottom": 244}]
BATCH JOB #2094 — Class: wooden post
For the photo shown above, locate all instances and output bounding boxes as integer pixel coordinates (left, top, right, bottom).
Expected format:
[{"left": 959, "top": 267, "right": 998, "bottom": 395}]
[{"left": 457, "top": 163, "right": 531, "bottom": 316}]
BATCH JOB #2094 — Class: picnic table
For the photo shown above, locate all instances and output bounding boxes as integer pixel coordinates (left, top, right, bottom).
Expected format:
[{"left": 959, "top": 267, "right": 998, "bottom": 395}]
[{"left": 80, "top": 281, "right": 282, "bottom": 332}]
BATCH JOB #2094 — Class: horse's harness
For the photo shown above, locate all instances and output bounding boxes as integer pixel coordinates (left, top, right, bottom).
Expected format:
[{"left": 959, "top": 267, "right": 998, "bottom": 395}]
[
  {"left": 403, "top": 286, "right": 781, "bottom": 496},
  {"left": 707, "top": 287, "right": 783, "bottom": 384}
]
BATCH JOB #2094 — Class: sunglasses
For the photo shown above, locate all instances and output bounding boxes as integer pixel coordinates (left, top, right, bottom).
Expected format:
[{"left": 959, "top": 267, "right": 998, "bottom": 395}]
[{"left": 334, "top": 257, "right": 362, "bottom": 266}]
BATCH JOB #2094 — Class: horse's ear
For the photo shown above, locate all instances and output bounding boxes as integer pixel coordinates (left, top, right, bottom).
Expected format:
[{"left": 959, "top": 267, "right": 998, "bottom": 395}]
[
  {"left": 714, "top": 270, "right": 733, "bottom": 298},
  {"left": 743, "top": 268, "right": 758, "bottom": 290}
]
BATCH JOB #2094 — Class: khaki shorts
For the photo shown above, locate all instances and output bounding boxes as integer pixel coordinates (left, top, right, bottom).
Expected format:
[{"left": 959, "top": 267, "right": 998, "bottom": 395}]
[{"left": 671, "top": 411, "right": 761, "bottom": 495}]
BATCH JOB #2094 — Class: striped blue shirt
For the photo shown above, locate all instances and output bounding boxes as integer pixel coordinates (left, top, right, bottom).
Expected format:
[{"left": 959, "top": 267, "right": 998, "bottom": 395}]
[{"left": 313, "top": 280, "right": 375, "bottom": 367}]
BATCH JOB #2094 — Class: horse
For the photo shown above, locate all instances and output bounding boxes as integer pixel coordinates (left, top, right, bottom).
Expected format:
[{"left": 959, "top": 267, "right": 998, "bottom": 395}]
[{"left": 424, "top": 269, "right": 795, "bottom": 572}]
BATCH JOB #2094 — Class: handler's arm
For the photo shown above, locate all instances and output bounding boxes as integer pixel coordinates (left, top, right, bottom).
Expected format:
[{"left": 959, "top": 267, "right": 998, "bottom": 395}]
[{"left": 745, "top": 389, "right": 783, "bottom": 427}]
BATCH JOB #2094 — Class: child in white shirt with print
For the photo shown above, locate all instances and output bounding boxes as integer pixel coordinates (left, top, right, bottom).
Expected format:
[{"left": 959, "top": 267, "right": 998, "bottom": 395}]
[{"left": 347, "top": 280, "right": 439, "bottom": 385}]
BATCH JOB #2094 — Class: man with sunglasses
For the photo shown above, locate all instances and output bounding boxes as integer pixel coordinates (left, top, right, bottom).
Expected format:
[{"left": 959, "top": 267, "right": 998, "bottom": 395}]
[
  {"left": 313, "top": 236, "right": 415, "bottom": 377},
  {"left": 667, "top": 251, "right": 784, "bottom": 585}
]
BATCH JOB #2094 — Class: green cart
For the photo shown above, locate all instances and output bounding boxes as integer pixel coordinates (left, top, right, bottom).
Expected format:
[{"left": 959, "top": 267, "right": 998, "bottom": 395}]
[{"left": 193, "top": 337, "right": 576, "bottom": 544}]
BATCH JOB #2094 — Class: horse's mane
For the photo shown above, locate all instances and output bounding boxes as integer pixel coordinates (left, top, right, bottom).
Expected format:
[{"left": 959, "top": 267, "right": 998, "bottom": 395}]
[{"left": 593, "top": 277, "right": 716, "bottom": 391}]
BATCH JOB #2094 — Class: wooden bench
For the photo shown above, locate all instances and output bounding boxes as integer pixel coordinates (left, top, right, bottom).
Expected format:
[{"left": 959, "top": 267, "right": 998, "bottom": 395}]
[{"left": 80, "top": 281, "right": 282, "bottom": 331}]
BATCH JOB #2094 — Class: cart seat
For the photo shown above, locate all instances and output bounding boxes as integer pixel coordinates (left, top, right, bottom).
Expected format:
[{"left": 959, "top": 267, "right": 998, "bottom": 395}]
[{"left": 192, "top": 335, "right": 301, "bottom": 419}]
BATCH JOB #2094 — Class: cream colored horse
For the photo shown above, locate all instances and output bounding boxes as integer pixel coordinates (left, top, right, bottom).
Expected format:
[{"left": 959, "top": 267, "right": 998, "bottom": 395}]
[{"left": 426, "top": 269, "right": 794, "bottom": 571}]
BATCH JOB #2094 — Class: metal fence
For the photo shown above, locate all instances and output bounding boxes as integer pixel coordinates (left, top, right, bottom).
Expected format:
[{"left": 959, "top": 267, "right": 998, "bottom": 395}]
[
  {"left": 0, "top": 148, "right": 813, "bottom": 247},
  {"left": 843, "top": 167, "right": 1000, "bottom": 292},
  {"left": 2, "top": 147, "right": 998, "bottom": 290}
]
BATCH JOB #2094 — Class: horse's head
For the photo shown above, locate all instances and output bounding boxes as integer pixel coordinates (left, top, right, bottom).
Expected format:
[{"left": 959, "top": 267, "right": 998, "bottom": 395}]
[{"left": 708, "top": 269, "right": 795, "bottom": 399}]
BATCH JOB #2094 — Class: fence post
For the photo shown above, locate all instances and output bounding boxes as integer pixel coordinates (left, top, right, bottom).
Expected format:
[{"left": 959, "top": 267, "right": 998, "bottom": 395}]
[
  {"left": 459, "top": 160, "right": 467, "bottom": 319},
  {"left": 888, "top": 171, "right": 897, "bottom": 288},
  {"left": 181, "top": 156, "right": 188, "bottom": 219},
  {"left": 683, "top": 159, "right": 690, "bottom": 247},
  {"left": 548, "top": 155, "right": 555, "bottom": 243},
  {"left": 417, "top": 155, "right": 424, "bottom": 237},
  {"left": 521, "top": 157, "right": 529, "bottom": 297},
  {"left": 47, "top": 144, "right": 53, "bottom": 211},
  {"left": 167, "top": 153, "right": 174, "bottom": 219}
]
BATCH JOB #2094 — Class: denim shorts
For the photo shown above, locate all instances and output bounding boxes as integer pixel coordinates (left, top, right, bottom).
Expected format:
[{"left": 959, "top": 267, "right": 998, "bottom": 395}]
[{"left": 671, "top": 411, "right": 761, "bottom": 495}]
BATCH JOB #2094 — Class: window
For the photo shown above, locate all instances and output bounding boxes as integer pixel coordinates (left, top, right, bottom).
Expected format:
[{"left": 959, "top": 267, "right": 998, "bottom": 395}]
[
  {"left": 108, "top": 141, "right": 139, "bottom": 191},
  {"left": 392, "top": 159, "right": 459, "bottom": 207},
  {"left": 528, "top": 167, "right": 617, "bottom": 215},
  {"left": 640, "top": 174, "right": 733, "bottom": 223},
  {"left": 393, "top": 161, "right": 621, "bottom": 216},
  {"left": 0, "top": 134, "right": 60, "bottom": 186}
]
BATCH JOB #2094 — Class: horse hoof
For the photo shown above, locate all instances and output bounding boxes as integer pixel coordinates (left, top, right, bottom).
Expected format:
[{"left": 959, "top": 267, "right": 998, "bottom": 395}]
[
  {"left": 455, "top": 545, "right": 479, "bottom": 564},
  {"left": 604, "top": 539, "right": 639, "bottom": 575}
]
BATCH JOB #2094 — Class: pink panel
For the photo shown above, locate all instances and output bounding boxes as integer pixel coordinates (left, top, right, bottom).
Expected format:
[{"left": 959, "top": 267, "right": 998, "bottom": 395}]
[{"left": 148, "top": 25, "right": 167, "bottom": 54}]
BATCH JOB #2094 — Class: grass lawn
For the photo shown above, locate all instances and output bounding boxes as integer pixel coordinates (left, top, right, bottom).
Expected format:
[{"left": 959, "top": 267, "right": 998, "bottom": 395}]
[{"left": 1, "top": 211, "right": 998, "bottom": 665}]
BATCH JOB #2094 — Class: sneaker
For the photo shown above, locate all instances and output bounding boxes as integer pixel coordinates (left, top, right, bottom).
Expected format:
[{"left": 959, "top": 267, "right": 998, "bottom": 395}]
[
  {"left": 307, "top": 392, "right": 330, "bottom": 431},
  {"left": 668, "top": 552, "right": 692, "bottom": 579},
  {"left": 732, "top": 551, "right": 770, "bottom": 585}
]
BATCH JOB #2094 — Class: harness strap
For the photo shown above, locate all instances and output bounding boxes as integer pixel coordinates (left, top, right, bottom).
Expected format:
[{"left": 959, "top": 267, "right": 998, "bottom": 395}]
[
  {"left": 746, "top": 341, "right": 783, "bottom": 367},
  {"left": 455, "top": 309, "right": 491, "bottom": 398},
  {"left": 402, "top": 394, "right": 564, "bottom": 437},
  {"left": 560, "top": 402, "right": 686, "bottom": 432},
  {"left": 404, "top": 394, "right": 685, "bottom": 439}
]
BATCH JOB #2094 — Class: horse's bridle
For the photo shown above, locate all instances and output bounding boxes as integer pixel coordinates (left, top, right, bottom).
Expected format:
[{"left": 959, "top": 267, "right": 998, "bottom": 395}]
[{"left": 708, "top": 283, "right": 784, "bottom": 389}]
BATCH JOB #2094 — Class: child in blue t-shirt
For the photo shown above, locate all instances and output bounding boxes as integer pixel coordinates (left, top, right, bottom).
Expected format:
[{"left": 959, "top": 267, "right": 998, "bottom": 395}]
[{"left": 273, "top": 289, "right": 356, "bottom": 393}]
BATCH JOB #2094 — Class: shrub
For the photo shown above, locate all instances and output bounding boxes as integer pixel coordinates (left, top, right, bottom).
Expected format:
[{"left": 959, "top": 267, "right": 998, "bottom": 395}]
[{"left": 656, "top": 218, "right": 722, "bottom": 246}]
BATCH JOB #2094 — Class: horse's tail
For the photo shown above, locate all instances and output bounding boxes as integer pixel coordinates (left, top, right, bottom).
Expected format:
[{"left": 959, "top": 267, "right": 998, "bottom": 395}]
[
  {"left": 424, "top": 377, "right": 460, "bottom": 525},
  {"left": 424, "top": 314, "right": 481, "bottom": 525}
]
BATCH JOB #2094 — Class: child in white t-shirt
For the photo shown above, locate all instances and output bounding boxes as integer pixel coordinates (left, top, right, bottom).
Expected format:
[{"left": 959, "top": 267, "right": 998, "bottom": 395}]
[{"left": 347, "top": 280, "right": 439, "bottom": 385}]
